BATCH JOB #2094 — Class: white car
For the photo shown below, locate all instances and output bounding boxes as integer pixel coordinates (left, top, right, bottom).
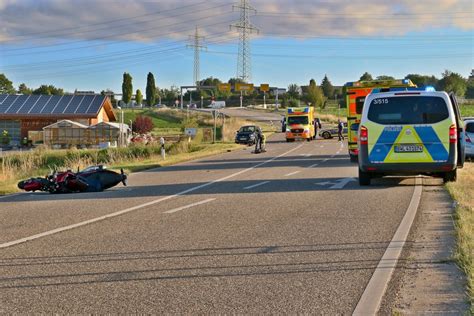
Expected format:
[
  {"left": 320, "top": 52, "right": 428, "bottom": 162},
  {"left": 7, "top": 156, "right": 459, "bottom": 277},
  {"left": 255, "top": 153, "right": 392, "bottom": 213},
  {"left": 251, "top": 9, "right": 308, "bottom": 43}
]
[{"left": 465, "top": 119, "right": 474, "bottom": 158}]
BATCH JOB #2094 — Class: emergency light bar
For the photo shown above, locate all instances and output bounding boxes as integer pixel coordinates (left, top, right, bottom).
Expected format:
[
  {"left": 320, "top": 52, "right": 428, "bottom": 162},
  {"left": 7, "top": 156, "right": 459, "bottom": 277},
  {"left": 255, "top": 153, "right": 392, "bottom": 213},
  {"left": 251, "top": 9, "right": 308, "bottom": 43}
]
[
  {"left": 370, "top": 86, "right": 436, "bottom": 94},
  {"left": 344, "top": 79, "right": 415, "bottom": 88}
]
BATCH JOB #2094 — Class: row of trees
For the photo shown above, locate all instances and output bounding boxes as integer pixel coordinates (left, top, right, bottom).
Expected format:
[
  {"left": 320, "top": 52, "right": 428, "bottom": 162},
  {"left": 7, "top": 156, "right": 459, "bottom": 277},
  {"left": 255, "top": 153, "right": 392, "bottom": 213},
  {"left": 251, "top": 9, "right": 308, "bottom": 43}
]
[{"left": 1, "top": 69, "right": 473, "bottom": 106}]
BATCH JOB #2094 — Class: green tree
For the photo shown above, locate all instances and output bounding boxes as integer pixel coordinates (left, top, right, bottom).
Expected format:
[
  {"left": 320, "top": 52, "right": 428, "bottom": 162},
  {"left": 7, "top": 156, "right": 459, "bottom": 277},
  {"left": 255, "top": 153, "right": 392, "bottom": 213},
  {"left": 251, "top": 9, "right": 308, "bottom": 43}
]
[
  {"left": 465, "top": 78, "right": 474, "bottom": 99},
  {"left": 32, "top": 85, "right": 64, "bottom": 95},
  {"left": 375, "top": 75, "right": 395, "bottom": 81},
  {"left": 405, "top": 74, "right": 439, "bottom": 87},
  {"left": 0, "top": 73, "right": 15, "bottom": 94},
  {"left": 320, "top": 75, "right": 335, "bottom": 98},
  {"left": 437, "top": 70, "right": 467, "bottom": 97},
  {"left": 122, "top": 72, "right": 133, "bottom": 104},
  {"left": 146, "top": 72, "right": 156, "bottom": 106},
  {"left": 359, "top": 72, "right": 373, "bottom": 81},
  {"left": 228, "top": 77, "right": 245, "bottom": 85},
  {"left": 18, "top": 83, "right": 33, "bottom": 94},
  {"left": 287, "top": 84, "right": 301, "bottom": 99},
  {"left": 307, "top": 79, "right": 326, "bottom": 108},
  {"left": 135, "top": 89, "right": 143, "bottom": 105}
]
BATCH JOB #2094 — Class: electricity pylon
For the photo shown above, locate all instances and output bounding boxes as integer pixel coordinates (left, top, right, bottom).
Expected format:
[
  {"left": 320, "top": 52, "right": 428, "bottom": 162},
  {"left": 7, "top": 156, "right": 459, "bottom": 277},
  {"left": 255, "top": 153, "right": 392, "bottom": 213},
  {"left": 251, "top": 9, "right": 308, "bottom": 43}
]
[
  {"left": 187, "top": 26, "right": 206, "bottom": 86},
  {"left": 230, "top": 0, "right": 259, "bottom": 83}
]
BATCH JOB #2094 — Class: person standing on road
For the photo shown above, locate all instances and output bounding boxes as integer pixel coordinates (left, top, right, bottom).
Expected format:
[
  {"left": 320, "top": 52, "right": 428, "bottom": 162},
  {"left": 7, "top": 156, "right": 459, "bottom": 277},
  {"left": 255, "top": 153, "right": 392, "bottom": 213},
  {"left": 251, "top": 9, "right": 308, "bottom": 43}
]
[
  {"left": 281, "top": 116, "right": 286, "bottom": 133},
  {"left": 314, "top": 117, "right": 321, "bottom": 140},
  {"left": 337, "top": 119, "right": 344, "bottom": 141}
]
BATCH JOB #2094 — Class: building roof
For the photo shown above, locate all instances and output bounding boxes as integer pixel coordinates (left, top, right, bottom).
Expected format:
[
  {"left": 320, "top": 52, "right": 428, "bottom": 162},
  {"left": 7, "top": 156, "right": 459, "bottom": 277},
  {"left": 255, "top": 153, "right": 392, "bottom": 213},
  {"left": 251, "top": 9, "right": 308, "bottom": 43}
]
[
  {"left": 43, "top": 119, "right": 89, "bottom": 129},
  {"left": 0, "top": 94, "right": 115, "bottom": 120},
  {"left": 90, "top": 121, "right": 130, "bottom": 131}
]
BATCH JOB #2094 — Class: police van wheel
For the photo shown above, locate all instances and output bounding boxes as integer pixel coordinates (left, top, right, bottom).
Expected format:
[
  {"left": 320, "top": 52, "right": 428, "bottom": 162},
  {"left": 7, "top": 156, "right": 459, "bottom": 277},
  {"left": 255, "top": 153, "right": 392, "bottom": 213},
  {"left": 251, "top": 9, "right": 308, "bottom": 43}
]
[
  {"left": 358, "top": 169, "right": 371, "bottom": 186},
  {"left": 443, "top": 169, "right": 457, "bottom": 183}
]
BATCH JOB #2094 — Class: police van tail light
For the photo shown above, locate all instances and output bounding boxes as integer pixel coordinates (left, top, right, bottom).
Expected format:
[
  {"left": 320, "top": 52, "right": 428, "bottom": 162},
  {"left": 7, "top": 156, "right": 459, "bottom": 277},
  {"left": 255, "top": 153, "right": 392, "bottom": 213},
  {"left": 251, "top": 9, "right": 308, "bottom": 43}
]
[
  {"left": 449, "top": 124, "right": 457, "bottom": 143},
  {"left": 360, "top": 126, "right": 368, "bottom": 145}
]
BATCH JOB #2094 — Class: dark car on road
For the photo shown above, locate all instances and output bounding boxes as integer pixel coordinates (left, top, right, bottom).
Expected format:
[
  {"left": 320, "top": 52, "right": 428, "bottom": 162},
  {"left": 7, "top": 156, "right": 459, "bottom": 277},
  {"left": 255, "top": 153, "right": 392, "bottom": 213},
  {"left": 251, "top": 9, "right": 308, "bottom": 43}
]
[
  {"left": 319, "top": 122, "right": 348, "bottom": 139},
  {"left": 235, "top": 125, "right": 261, "bottom": 145}
]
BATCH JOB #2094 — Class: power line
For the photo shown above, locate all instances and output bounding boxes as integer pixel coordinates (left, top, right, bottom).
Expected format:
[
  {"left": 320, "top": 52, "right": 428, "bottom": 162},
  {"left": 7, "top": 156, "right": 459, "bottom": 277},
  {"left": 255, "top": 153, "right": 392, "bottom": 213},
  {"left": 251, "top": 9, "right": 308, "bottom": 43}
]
[
  {"left": 230, "top": 0, "right": 259, "bottom": 82},
  {"left": 1, "top": 1, "right": 213, "bottom": 42},
  {"left": 0, "top": 3, "right": 231, "bottom": 53}
]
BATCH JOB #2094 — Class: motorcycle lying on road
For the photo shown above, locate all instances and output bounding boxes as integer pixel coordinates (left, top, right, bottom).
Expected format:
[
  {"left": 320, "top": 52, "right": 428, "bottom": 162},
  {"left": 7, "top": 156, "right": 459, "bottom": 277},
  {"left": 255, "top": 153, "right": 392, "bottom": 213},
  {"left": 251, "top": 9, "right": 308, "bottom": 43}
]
[{"left": 18, "top": 165, "right": 127, "bottom": 194}]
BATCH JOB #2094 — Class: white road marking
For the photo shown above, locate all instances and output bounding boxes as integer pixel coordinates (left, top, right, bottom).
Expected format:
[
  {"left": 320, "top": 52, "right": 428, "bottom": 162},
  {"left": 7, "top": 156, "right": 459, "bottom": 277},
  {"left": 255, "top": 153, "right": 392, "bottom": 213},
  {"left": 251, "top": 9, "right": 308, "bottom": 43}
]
[
  {"left": 314, "top": 181, "right": 336, "bottom": 186},
  {"left": 329, "top": 177, "right": 355, "bottom": 189},
  {"left": 285, "top": 171, "right": 301, "bottom": 177},
  {"left": 308, "top": 163, "right": 319, "bottom": 168},
  {"left": 353, "top": 177, "right": 423, "bottom": 315},
  {"left": 0, "top": 144, "right": 304, "bottom": 249},
  {"left": 299, "top": 154, "right": 311, "bottom": 157},
  {"left": 163, "top": 198, "right": 215, "bottom": 214},
  {"left": 319, "top": 145, "right": 324, "bottom": 148},
  {"left": 243, "top": 181, "right": 270, "bottom": 190}
]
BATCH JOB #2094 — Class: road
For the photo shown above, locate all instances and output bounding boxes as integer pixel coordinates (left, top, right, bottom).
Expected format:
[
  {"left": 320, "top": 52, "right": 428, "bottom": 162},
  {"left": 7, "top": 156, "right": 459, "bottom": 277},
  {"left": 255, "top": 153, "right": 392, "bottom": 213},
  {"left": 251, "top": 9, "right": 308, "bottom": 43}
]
[{"left": 0, "top": 111, "right": 421, "bottom": 313}]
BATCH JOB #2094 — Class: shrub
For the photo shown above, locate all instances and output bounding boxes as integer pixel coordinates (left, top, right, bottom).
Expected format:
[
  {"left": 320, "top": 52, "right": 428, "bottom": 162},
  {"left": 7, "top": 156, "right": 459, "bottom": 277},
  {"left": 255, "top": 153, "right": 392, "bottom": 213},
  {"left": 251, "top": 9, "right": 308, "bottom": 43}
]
[{"left": 133, "top": 115, "right": 154, "bottom": 134}]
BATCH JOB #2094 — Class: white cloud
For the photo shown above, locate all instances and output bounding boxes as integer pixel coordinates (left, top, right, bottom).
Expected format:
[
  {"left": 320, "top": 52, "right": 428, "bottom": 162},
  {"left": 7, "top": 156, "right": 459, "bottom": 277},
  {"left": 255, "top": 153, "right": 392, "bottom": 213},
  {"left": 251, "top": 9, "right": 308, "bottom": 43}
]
[{"left": 0, "top": 0, "right": 472, "bottom": 44}]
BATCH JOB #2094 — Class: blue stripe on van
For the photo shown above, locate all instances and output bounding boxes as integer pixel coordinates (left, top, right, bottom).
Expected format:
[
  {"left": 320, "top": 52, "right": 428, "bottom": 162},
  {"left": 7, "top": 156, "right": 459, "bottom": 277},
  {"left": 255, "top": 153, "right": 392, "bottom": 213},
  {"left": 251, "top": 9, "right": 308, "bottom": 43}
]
[
  {"left": 369, "top": 127, "right": 401, "bottom": 162},
  {"left": 414, "top": 126, "right": 449, "bottom": 162}
]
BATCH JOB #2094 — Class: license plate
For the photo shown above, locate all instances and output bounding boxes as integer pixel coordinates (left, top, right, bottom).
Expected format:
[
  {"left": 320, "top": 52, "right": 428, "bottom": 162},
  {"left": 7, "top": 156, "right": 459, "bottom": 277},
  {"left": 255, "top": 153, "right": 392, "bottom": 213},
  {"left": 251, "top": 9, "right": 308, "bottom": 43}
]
[
  {"left": 394, "top": 144, "right": 423, "bottom": 153},
  {"left": 240, "top": 138, "right": 246, "bottom": 140}
]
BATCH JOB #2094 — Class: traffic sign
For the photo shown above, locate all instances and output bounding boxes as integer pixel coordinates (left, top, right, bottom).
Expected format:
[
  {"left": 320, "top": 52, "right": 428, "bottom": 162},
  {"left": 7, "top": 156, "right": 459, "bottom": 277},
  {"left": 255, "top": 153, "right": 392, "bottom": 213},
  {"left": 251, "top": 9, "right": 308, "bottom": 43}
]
[
  {"left": 235, "top": 83, "right": 254, "bottom": 91},
  {"left": 218, "top": 83, "right": 231, "bottom": 92},
  {"left": 260, "top": 84, "right": 269, "bottom": 92}
]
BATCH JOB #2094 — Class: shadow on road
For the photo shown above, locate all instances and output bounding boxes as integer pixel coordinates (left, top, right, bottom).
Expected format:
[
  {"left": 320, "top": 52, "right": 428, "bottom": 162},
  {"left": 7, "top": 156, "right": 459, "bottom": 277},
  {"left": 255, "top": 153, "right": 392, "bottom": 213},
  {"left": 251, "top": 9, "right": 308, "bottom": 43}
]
[
  {"left": 0, "top": 240, "right": 442, "bottom": 289},
  {"left": 1, "top": 176, "right": 417, "bottom": 202}
]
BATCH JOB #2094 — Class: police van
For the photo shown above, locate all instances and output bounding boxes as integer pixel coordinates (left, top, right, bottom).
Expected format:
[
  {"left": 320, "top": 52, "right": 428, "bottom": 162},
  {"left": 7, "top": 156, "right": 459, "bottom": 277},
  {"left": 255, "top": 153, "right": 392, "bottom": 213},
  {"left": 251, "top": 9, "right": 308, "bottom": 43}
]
[{"left": 358, "top": 90, "right": 465, "bottom": 185}]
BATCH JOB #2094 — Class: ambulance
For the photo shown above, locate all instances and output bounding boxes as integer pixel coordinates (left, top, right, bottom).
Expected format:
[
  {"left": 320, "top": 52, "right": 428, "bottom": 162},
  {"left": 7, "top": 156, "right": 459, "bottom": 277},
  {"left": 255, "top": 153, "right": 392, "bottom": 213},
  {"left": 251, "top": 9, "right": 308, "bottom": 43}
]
[
  {"left": 345, "top": 79, "right": 416, "bottom": 162},
  {"left": 358, "top": 90, "right": 465, "bottom": 185},
  {"left": 285, "top": 107, "right": 316, "bottom": 142}
]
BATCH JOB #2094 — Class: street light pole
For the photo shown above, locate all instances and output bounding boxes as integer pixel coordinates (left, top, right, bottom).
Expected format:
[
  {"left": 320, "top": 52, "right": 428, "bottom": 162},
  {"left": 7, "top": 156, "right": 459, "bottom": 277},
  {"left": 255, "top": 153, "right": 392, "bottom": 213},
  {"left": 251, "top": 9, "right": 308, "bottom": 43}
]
[{"left": 117, "top": 106, "right": 122, "bottom": 147}]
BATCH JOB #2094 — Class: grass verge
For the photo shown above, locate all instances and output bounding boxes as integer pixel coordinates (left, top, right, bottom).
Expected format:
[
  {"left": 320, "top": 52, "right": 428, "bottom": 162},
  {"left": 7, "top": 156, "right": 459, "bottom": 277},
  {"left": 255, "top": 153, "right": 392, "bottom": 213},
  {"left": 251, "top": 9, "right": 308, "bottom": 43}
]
[{"left": 446, "top": 162, "right": 473, "bottom": 309}]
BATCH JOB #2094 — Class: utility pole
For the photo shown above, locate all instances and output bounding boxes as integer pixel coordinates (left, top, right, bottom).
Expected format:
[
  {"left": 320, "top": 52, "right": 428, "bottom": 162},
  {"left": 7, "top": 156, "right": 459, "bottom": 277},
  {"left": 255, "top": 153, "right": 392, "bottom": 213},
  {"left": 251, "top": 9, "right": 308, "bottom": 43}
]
[
  {"left": 187, "top": 26, "right": 206, "bottom": 87},
  {"left": 230, "top": 0, "right": 258, "bottom": 82}
]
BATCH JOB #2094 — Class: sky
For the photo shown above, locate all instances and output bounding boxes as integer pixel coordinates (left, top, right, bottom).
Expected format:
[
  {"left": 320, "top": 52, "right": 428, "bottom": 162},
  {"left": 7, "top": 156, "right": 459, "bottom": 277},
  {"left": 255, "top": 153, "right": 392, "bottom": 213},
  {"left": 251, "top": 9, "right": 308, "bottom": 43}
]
[{"left": 0, "top": 0, "right": 473, "bottom": 93}]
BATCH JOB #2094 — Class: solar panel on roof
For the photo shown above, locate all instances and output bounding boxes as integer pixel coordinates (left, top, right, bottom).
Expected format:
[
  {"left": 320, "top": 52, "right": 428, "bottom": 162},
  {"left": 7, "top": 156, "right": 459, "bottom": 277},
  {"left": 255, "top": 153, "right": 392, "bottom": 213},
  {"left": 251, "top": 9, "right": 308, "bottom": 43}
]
[
  {"left": 0, "top": 95, "right": 19, "bottom": 113},
  {"left": 0, "top": 94, "right": 107, "bottom": 116},
  {"left": 0, "top": 94, "right": 9, "bottom": 104},
  {"left": 6, "top": 95, "right": 29, "bottom": 113},
  {"left": 86, "top": 95, "right": 105, "bottom": 114},
  {"left": 9, "top": 95, "right": 32, "bottom": 114},
  {"left": 63, "top": 95, "right": 84, "bottom": 114},
  {"left": 32, "top": 95, "right": 51, "bottom": 114},
  {"left": 51, "top": 95, "right": 70, "bottom": 114},
  {"left": 26, "top": 95, "right": 42, "bottom": 114},
  {"left": 75, "top": 95, "right": 96, "bottom": 114},
  {"left": 17, "top": 95, "right": 36, "bottom": 113},
  {"left": 40, "top": 95, "right": 62, "bottom": 114}
]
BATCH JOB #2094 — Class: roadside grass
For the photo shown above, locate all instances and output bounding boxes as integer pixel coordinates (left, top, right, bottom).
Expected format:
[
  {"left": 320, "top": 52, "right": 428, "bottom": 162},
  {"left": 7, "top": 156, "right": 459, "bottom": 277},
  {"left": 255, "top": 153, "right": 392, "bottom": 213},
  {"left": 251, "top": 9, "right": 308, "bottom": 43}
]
[
  {"left": 446, "top": 162, "right": 474, "bottom": 308},
  {"left": 460, "top": 103, "right": 474, "bottom": 118},
  {"left": 0, "top": 142, "right": 243, "bottom": 195}
]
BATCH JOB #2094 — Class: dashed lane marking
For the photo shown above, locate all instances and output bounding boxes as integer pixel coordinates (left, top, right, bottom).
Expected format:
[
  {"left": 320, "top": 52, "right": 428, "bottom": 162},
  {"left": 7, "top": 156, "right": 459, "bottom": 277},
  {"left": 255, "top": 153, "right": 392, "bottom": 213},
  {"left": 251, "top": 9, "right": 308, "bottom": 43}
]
[
  {"left": 243, "top": 181, "right": 270, "bottom": 190},
  {"left": 163, "top": 198, "right": 216, "bottom": 214},
  {"left": 0, "top": 144, "right": 304, "bottom": 249},
  {"left": 284, "top": 171, "right": 301, "bottom": 177}
]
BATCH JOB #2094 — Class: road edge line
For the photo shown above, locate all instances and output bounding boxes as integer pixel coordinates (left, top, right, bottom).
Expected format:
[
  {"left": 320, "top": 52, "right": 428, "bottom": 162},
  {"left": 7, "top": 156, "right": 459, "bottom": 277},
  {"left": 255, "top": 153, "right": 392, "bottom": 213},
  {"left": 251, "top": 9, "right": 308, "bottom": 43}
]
[
  {"left": 0, "top": 144, "right": 303, "bottom": 250},
  {"left": 353, "top": 176, "right": 423, "bottom": 315}
]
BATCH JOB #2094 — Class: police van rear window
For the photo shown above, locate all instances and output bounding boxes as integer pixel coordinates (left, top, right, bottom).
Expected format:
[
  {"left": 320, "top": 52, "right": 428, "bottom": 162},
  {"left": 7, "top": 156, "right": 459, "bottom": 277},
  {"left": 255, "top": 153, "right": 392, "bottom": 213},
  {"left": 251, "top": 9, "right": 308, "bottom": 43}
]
[{"left": 368, "top": 96, "right": 449, "bottom": 125}]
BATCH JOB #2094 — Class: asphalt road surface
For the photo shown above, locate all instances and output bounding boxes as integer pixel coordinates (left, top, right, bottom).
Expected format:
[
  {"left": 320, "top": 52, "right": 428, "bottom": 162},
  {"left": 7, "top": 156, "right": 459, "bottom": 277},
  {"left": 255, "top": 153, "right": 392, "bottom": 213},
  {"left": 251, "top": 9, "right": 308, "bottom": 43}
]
[{"left": 0, "top": 126, "right": 420, "bottom": 313}]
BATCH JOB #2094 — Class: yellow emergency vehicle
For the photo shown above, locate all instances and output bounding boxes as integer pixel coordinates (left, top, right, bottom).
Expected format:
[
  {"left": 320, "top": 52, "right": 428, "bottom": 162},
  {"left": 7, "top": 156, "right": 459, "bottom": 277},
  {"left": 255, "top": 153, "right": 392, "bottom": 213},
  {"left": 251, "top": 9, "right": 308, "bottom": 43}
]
[
  {"left": 285, "top": 107, "right": 315, "bottom": 142},
  {"left": 345, "top": 79, "right": 416, "bottom": 162}
]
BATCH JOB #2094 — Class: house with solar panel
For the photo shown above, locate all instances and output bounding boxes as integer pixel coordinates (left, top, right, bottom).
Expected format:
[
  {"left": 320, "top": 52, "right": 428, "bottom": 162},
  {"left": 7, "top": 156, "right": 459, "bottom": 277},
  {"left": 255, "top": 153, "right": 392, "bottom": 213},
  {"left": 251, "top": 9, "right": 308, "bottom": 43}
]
[{"left": 0, "top": 94, "right": 129, "bottom": 148}]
